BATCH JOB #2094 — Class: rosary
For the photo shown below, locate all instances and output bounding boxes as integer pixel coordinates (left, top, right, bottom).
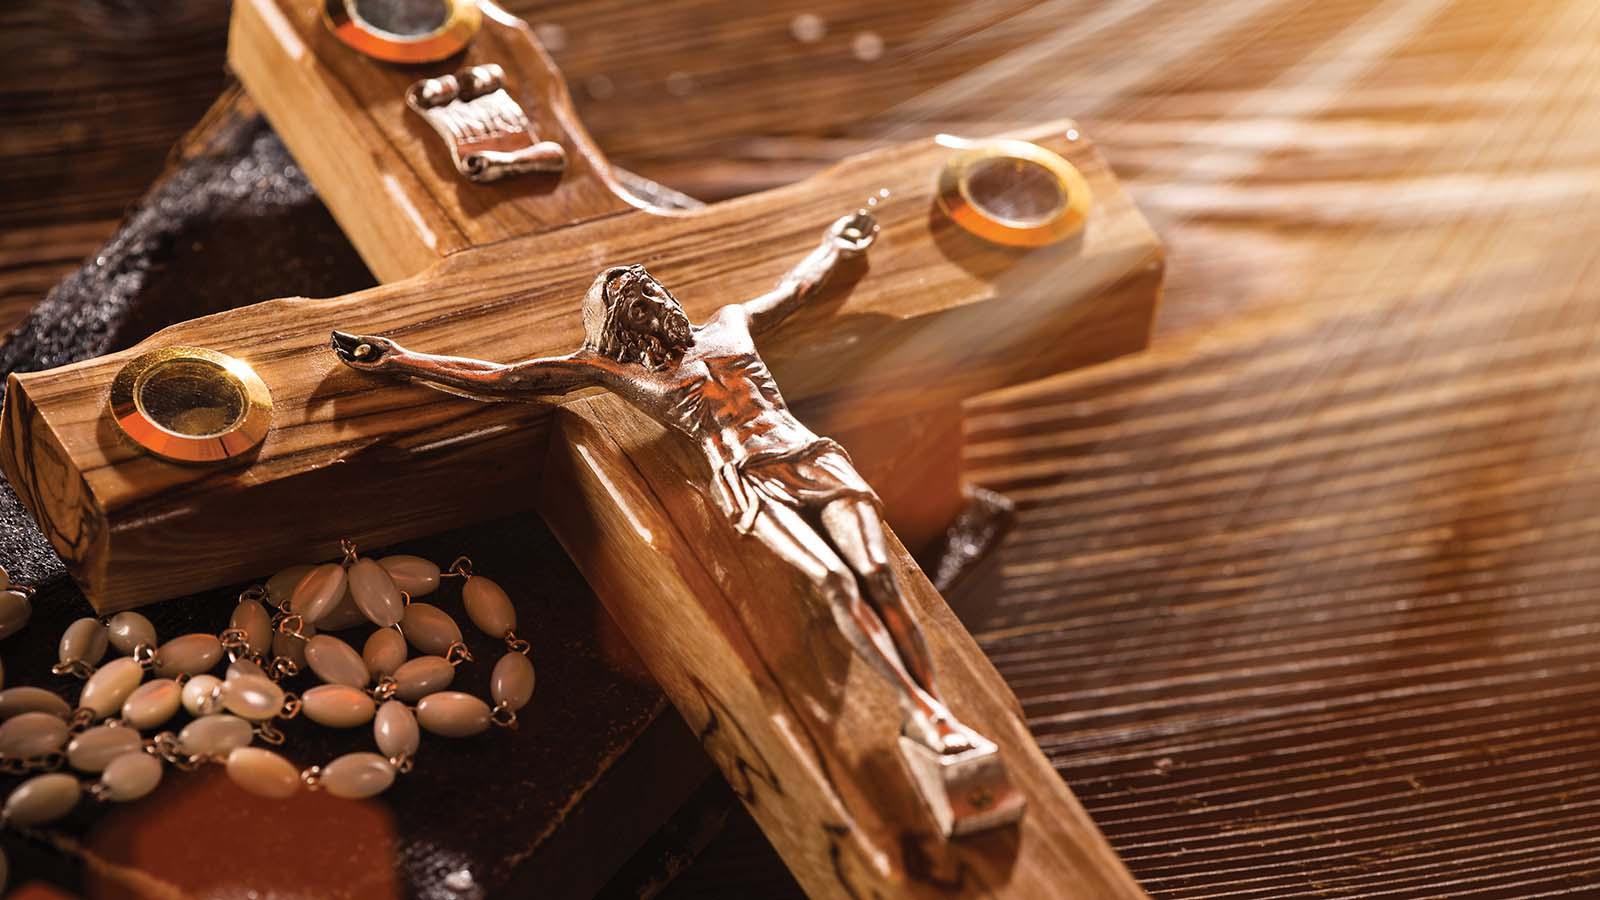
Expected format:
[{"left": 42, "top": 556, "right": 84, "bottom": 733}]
[{"left": 0, "top": 540, "right": 535, "bottom": 871}]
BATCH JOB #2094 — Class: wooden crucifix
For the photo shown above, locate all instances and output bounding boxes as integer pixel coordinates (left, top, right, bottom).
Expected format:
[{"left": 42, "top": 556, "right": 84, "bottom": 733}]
[{"left": 0, "top": 1, "right": 1162, "bottom": 894}]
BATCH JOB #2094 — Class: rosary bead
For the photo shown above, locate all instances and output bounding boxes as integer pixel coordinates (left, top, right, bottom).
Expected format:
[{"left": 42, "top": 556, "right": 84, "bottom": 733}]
[
  {"left": 153, "top": 634, "right": 223, "bottom": 678},
  {"left": 4, "top": 773, "right": 79, "bottom": 826},
  {"left": 58, "top": 618, "right": 108, "bottom": 668},
  {"left": 121, "top": 679, "right": 182, "bottom": 730},
  {"left": 0, "top": 687, "right": 71, "bottom": 721},
  {"left": 490, "top": 652, "right": 536, "bottom": 712},
  {"left": 80, "top": 657, "right": 144, "bottom": 719},
  {"left": 179, "top": 714, "right": 254, "bottom": 757},
  {"left": 348, "top": 559, "right": 405, "bottom": 627},
  {"left": 226, "top": 747, "right": 300, "bottom": 799},
  {"left": 220, "top": 674, "right": 285, "bottom": 721},
  {"left": 321, "top": 752, "right": 395, "bottom": 799},
  {"left": 392, "top": 656, "right": 454, "bottom": 702},
  {"left": 374, "top": 700, "right": 419, "bottom": 759},
  {"left": 265, "top": 564, "right": 313, "bottom": 608},
  {"left": 100, "top": 751, "right": 163, "bottom": 802},
  {"left": 305, "top": 635, "right": 370, "bottom": 688},
  {"left": 463, "top": 576, "right": 516, "bottom": 638},
  {"left": 66, "top": 724, "right": 143, "bottom": 773},
  {"left": 399, "top": 603, "right": 462, "bottom": 656},
  {"left": 291, "top": 563, "right": 347, "bottom": 626},
  {"left": 362, "top": 629, "right": 407, "bottom": 679},
  {"left": 0, "top": 711, "right": 68, "bottom": 758},
  {"left": 416, "top": 692, "right": 491, "bottom": 738},
  {"left": 378, "top": 555, "right": 440, "bottom": 597},
  {"left": 230, "top": 599, "right": 274, "bottom": 657},
  {"left": 271, "top": 621, "right": 314, "bottom": 669},
  {"left": 105, "top": 611, "right": 157, "bottom": 656},
  {"left": 181, "top": 675, "right": 224, "bottom": 717},
  {"left": 318, "top": 589, "right": 371, "bottom": 631},
  {"left": 301, "top": 685, "right": 375, "bottom": 728},
  {"left": 227, "top": 658, "right": 267, "bottom": 681},
  {"left": 0, "top": 590, "right": 31, "bottom": 641}
]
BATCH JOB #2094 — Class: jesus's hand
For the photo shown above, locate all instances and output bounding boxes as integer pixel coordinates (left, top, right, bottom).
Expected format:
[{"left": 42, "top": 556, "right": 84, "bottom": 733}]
[
  {"left": 330, "top": 331, "right": 402, "bottom": 372},
  {"left": 827, "top": 210, "right": 879, "bottom": 257}
]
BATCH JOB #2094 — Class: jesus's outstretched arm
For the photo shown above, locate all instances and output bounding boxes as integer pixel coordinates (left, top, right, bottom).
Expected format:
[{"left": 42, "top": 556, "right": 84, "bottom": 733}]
[
  {"left": 330, "top": 331, "right": 617, "bottom": 403},
  {"left": 740, "top": 210, "right": 878, "bottom": 334}
]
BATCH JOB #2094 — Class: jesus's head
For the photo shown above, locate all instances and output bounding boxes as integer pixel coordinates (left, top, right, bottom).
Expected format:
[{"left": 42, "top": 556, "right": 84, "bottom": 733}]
[{"left": 582, "top": 265, "right": 693, "bottom": 370}]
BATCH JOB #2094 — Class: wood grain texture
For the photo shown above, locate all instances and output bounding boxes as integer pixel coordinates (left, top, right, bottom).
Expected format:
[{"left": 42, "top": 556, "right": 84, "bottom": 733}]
[
  {"left": 1, "top": 121, "right": 1160, "bottom": 612},
  {"left": 541, "top": 392, "right": 1142, "bottom": 898},
  {"left": 7, "top": 0, "right": 1600, "bottom": 897}
]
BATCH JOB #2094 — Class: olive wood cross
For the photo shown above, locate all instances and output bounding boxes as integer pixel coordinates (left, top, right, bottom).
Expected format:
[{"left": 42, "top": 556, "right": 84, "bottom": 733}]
[{"left": 0, "top": 1, "right": 1160, "bottom": 894}]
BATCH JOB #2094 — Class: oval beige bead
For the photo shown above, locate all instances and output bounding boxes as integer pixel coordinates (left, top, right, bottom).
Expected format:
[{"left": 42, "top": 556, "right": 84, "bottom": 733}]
[
  {"left": 393, "top": 656, "right": 454, "bottom": 702},
  {"left": 292, "top": 563, "right": 347, "bottom": 625},
  {"left": 227, "top": 657, "right": 267, "bottom": 682},
  {"left": 226, "top": 747, "right": 300, "bottom": 799},
  {"left": 101, "top": 751, "right": 163, "bottom": 802},
  {"left": 321, "top": 752, "right": 395, "bottom": 799},
  {"left": 106, "top": 611, "right": 157, "bottom": 655},
  {"left": 301, "top": 685, "right": 375, "bottom": 728},
  {"left": 463, "top": 576, "right": 516, "bottom": 638},
  {"left": 154, "top": 634, "right": 223, "bottom": 678},
  {"left": 0, "top": 687, "right": 70, "bottom": 720},
  {"left": 416, "top": 691, "right": 491, "bottom": 738},
  {"left": 318, "top": 588, "right": 370, "bottom": 631},
  {"left": 179, "top": 714, "right": 254, "bottom": 757},
  {"left": 0, "top": 712, "right": 68, "bottom": 758},
  {"left": 80, "top": 657, "right": 144, "bottom": 719},
  {"left": 400, "top": 603, "right": 462, "bottom": 656},
  {"left": 271, "top": 622, "right": 313, "bottom": 670},
  {"left": 374, "top": 701, "right": 419, "bottom": 759},
  {"left": 305, "top": 634, "right": 370, "bottom": 688},
  {"left": 221, "top": 674, "right": 284, "bottom": 721},
  {"left": 181, "top": 675, "right": 223, "bottom": 717},
  {"left": 5, "top": 773, "right": 79, "bottom": 826},
  {"left": 348, "top": 559, "right": 405, "bottom": 628},
  {"left": 67, "top": 724, "right": 143, "bottom": 773},
  {"left": 121, "top": 679, "right": 182, "bottom": 730},
  {"left": 378, "top": 555, "right": 440, "bottom": 597},
  {"left": 491, "top": 652, "right": 536, "bottom": 712},
  {"left": 266, "top": 563, "right": 313, "bottom": 608},
  {"left": 362, "top": 628, "right": 407, "bottom": 679},
  {"left": 58, "top": 617, "right": 108, "bottom": 667},
  {"left": 0, "top": 590, "right": 31, "bottom": 641},
  {"left": 230, "top": 599, "right": 274, "bottom": 657}
]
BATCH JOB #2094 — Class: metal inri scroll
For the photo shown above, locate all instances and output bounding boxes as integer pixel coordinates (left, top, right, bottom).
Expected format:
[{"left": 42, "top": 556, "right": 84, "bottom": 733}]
[{"left": 406, "top": 64, "right": 566, "bottom": 183}]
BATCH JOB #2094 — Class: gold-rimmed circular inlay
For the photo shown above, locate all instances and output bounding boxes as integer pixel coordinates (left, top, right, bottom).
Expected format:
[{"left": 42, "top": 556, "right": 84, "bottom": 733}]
[
  {"left": 110, "top": 347, "right": 273, "bottom": 465},
  {"left": 936, "top": 138, "right": 1092, "bottom": 247},
  {"left": 322, "top": 0, "right": 482, "bottom": 64}
]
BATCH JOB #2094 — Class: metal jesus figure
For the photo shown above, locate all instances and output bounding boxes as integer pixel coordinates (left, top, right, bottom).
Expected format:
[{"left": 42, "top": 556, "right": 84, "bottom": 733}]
[{"left": 330, "top": 209, "right": 988, "bottom": 759}]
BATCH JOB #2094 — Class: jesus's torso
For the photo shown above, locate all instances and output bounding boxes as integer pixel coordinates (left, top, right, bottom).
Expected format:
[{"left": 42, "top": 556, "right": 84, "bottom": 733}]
[{"left": 623, "top": 307, "right": 820, "bottom": 469}]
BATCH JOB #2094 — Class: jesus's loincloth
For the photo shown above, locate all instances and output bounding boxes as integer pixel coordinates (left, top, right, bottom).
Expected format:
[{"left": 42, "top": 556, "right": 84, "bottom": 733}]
[{"left": 710, "top": 438, "right": 880, "bottom": 534}]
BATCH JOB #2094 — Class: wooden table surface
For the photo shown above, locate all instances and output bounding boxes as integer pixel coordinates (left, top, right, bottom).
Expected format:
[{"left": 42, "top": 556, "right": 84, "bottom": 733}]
[{"left": 5, "top": 1, "right": 1600, "bottom": 896}]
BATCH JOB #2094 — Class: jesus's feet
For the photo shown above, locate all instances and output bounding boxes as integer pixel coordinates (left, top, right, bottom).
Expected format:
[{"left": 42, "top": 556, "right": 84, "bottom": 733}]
[{"left": 905, "top": 708, "right": 980, "bottom": 755}]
